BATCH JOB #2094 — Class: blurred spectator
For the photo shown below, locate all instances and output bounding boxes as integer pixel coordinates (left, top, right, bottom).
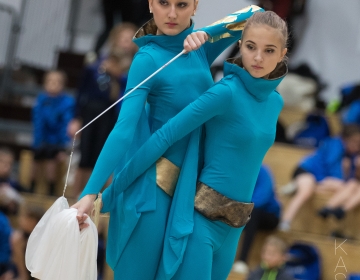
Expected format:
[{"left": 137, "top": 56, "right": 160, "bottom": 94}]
[
  {"left": 30, "top": 71, "right": 75, "bottom": 196},
  {"left": 341, "top": 84, "right": 360, "bottom": 125},
  {"left": 0, "top": 205, "right": 12, "bottom": 280},
  {"left": 67, "top": 23, "right": 138, "bottom": 196},
  {"left": 233, "top": 165, "right": 281, "bottom": 275},
  {"left": 0, "top": 146, "right": 22, "bottom": 279},
  {"left": 279, "top": 124, "right": 360, "bottom": 232},
  {"left": 247, "top": 235, "right": 294, "bottom": 280},
  {"left": 94, "top": 0, "right": 150, "bottom": 55},
  {"left": 0, "top": 186, "right": 22, "bottom": 217},
  {"left": 0, "top": 147, "right": 23, "bottom": 192},
  {"left": 277, "top": 64, "right": 329, "bottom": 148},
  {"left": 288, "top": 111, "right": 330, "bottom": 148},
  {"left": 318, "top": 169, "right": 360, "bottom": 235},
  {"left": 284, "top": 242, "right": 321, "bottom": 280},
  {"left": 0, "top": 147, "right": 23, "bottom": 217},
  {"left": 10, "top": 204, "right": 45, "bottom": 280}
]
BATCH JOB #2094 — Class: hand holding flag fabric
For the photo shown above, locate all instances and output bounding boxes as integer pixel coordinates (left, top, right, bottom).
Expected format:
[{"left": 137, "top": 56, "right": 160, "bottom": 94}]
[{"left": 200, "top": 5, "right": 264, "bottom": 43}]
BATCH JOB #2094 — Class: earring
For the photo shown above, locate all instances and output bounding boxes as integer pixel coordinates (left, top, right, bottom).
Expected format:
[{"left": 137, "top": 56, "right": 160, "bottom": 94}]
[
  {"left": 193, "top": 11, "right": 196, "bottom": 16},
  {"left": 150, "top": 9, "right": 153, "bottom": 13}
]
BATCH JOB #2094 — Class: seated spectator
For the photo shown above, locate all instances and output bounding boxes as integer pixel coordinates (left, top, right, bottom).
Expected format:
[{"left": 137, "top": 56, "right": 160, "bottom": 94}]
[
  {"left": 318, "top": 170, "right": 360, "bottom": 229},
  {"left": 0, "top": 147, "right": 23, "bottom": 192},
  {"left": 0, "top": 147, "right": 23, "bottom": 216},
  {"left": 233, "top": 165, "right": 281, "bottom": 274},
  {"left": 341, "top": 84, "right": 360, "bottom": 125},
  {"left": 0, "top": 146, "right": 23, "bottom": 278},
  {"left": 67, "top": 22, "right": 138, "bottom": 196},
  {"left": 247, "top": 235, "right": 294, "bottom": 280},
  {"left": 30, "top": 70, "right": 75, "bottom": 195},
  {"left": 0, "top": 186, "right": 22, "bottom": 218},
  {"left": 279, "top": 124, "right": 360, "bottom": 232},
  {"left": 0, "top": 206, "right": 12, "bottom": 280},
  {"left": 11, "top": 204, "right": 45, "bottom": 280}
]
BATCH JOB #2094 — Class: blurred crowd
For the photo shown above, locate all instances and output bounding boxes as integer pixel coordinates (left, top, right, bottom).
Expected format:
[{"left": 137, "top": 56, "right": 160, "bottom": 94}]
[{"left": 0, "top": 9, "right": 141, "bottom": 280}]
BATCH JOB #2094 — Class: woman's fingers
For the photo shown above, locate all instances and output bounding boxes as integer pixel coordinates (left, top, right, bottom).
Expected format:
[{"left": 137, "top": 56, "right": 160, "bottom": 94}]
[
  {"left": 184, "top": 31, "right": 209, "bottom": 53},
  {"left": 77, "top": 213, "right": 89, "bottom": 231},
  {"left": 76, "top": 211, "right": 88, "bottom": 223},
  {"left": 70, "top": 194, "right": 97, "bottom": 230},
  {"left": 79, "top": 223, "right": 89, "bottom": 231}
]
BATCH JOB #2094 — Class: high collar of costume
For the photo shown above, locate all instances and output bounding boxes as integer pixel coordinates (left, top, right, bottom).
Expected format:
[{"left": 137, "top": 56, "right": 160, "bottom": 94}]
[
  {"left": 133, "top": 18, "right": 194, "bottom": 53},
  {"left": 224, "top": 57, "right": 288, "bottom": 101}
]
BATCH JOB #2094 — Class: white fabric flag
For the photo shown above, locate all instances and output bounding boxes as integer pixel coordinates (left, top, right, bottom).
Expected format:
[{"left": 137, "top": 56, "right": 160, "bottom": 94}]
[{"left": 25, "top": 197, "right": 98, "bottom": 280}]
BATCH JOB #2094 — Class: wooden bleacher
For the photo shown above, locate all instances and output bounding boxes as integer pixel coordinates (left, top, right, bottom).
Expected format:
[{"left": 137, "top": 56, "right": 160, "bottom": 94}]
[
  {"left": 18, "top": 149, "right": 76, "bottom": 197},
  {"left": 263, "top": 142, "right": 313, "bottom": 188}
]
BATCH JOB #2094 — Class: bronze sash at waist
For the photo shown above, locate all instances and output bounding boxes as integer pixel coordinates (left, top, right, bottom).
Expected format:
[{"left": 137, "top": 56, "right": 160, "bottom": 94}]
[
  {"left": 156, "top": 157, "right": 180, "bottom": 197},
  {"left": 194, "top": 182, "right": 254, "bottom": 228}
]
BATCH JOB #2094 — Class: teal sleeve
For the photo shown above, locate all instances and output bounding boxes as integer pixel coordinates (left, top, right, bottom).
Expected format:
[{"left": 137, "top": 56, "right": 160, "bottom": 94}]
[
  {"left": 199, "top": 6, "right": 264, "bottom": 65},
  {"left": 200, "top": 33, "right": 241, "bottom": 66},
  {"left": 79, "top": 52, "right": 156, "bottom": 197},
  {"left": 108, "top": 82, "right": 233, "bottom": 197}
]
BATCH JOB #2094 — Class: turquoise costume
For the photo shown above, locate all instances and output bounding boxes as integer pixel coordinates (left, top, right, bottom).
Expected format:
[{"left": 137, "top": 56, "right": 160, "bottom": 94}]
[
  {"left": 79, "top": 6, "right": 262, "bottom": 279},
  {"left": 110, "top": 57, "right": 286, "bottom": 279}
]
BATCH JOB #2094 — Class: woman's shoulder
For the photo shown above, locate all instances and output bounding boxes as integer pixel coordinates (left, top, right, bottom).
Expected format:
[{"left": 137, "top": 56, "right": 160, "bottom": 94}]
[
  {"left": 135, "top": 43, "right": 163, "bottom": 59},
  {"left": 131, "top": 47, "right": 158, "bottom": 68},
  {"left": 208, "top": 78, "right": 234, "bottom": 99},
  {"left": 269, "top": 90, "right": 284, "bottom": 106}
]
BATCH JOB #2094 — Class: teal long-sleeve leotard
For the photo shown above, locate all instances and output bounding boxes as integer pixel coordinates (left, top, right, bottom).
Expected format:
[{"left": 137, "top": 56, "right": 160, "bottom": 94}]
[
  {"left": 110, "top": 59, "right": 286, "bottom": 203},
  {"left": 110, "top": 58, "right": 286, "bottom": 279}
]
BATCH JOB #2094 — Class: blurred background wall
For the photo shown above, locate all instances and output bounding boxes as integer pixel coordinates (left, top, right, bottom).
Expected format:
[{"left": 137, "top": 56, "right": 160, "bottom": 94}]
[{"left": 0, "top": 0, "right": 360, "bottom": 101}]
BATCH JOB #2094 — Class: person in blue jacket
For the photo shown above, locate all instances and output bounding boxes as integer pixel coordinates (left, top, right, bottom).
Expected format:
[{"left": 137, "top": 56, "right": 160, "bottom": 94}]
[
  {"left": 279, "top": 124, "right": 360, "bottom": 232},
  {"left": 72, "top": 1, "right": 261, "bottom": 279},
  {"left": 342, "top": 98, "right": 360, "bottom": 125},
  {"left": 233, "top": 165, "right": 281, "bottom": 275},
  {"left": 103, "top": 11, "right": 288, "bottom": 279},
  {"left": 0, "top": 210, "right": 12, "bottom": 279},
  {"left": 31, "top": 70, "right": 74, "bottom": 195}
]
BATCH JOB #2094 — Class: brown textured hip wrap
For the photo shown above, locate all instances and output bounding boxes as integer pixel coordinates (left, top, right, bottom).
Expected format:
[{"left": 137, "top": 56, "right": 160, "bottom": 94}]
[
  {"left": 194, "top": 182, "right": 254, "bottom": 228},
  {"left": 156, "top": 157, "right": 180, "bottom": 197}
]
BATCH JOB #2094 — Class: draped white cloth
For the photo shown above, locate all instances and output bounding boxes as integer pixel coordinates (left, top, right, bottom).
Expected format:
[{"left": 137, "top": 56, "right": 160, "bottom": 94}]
[{"left": 25, "top": 197, "right": 98, "bottom": 280}]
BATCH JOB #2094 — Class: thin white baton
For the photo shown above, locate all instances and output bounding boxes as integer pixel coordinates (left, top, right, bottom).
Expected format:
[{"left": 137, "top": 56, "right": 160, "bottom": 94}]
[{"left": 63, "top": 49, "right": 186, "bottom": 197}]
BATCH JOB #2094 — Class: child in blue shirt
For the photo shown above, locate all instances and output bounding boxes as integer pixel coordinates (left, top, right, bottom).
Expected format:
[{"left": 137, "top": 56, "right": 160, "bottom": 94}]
[{"left": 31, "top": 70, "right": 74, "bottom": 195}]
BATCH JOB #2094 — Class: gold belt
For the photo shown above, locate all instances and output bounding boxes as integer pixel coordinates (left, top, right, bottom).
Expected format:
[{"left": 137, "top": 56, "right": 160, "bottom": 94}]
[
  {"left": 195, "top": 182, "right": 254, "bottom": 228},
  {"left": 156, "top": 157, "right": 180, "bottom": 197}
]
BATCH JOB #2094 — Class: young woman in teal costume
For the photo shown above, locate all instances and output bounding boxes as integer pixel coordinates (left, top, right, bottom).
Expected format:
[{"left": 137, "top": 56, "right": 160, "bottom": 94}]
[
  {"left": 71, "top": 1, "right": 261, "bottom": 279},
  {"left": 106, "top": 11, "right": 288, "bottom": 279}
]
